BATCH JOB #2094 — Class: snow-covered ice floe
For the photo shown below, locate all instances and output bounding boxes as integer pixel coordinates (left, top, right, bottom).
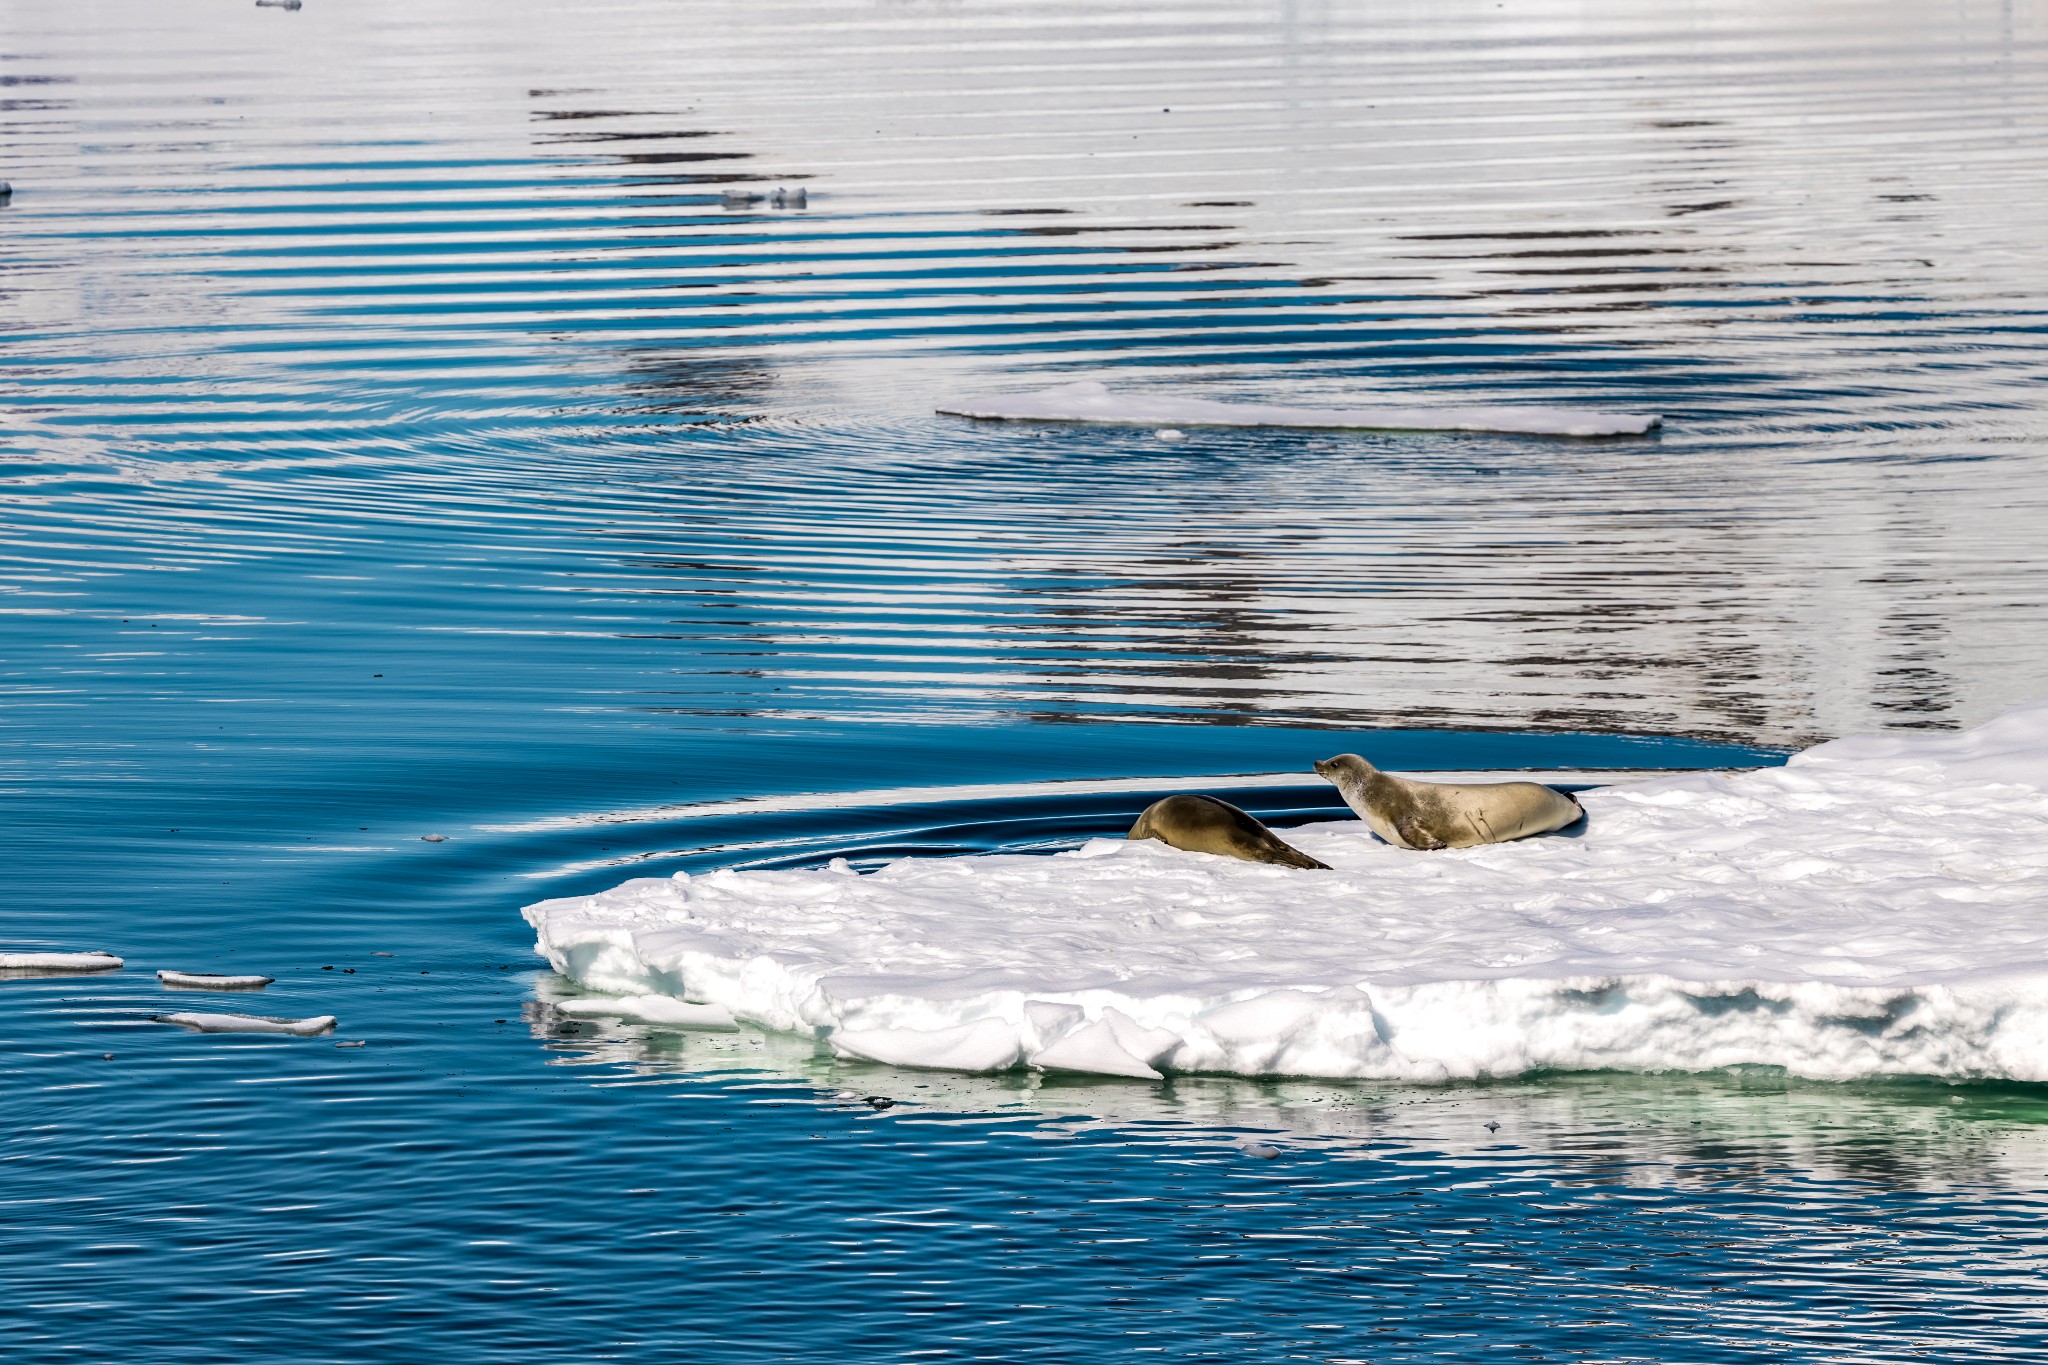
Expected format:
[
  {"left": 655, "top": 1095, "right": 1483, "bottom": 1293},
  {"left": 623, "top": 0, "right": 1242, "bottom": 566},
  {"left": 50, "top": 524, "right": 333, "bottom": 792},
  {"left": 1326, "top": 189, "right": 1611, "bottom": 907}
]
[
  {"left": 157, "top": 970, "right": 273, "bottom": 990},
  {"left": 1, "top": 951, "right": 123, "bottom": 971},
  {"left": 154, "top": 1012, "right": 337, "bottom": 1036},
  {"left": 937, "top": 380, "right": 1660, "bottom": 438},
  {"left": 525, "top": 703, "right": 2048, "bottom": 1084}
]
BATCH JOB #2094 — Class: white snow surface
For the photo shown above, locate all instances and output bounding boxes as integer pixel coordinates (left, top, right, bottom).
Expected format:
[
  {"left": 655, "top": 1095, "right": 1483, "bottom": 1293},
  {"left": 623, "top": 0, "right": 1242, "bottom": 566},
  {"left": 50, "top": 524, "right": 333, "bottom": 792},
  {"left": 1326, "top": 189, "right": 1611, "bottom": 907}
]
[
  {"left": 937, "top": 379, "right": 1660, "bottom": 437},
  {"left": 524, "top": 702, "right": 2048, "bottom": 1084}
]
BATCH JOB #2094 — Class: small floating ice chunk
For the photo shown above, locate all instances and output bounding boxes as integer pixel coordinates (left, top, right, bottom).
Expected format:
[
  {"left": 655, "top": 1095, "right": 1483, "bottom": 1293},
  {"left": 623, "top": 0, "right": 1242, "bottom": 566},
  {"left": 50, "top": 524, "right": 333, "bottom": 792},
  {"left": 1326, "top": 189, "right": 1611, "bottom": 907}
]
[
  {"left": 421, "top": 834, "right": 447, "bottom": 843},
  {"left": 2, "top": 951, "right": 123, "bottom": 972},
  {"left": 155, "top": 1012, "right": 337, "bottom": 1036},
  {"left": 831, "top": 1018, "right": 1021, "bottom": 1072},
  {"left": 554, "top": 995, "right": 739, "bottom": 1030},
  {"left": 939, "top": 379, "right": 1661, "bottom": 438},
  {"left": 1154, "top": 428, "right": 1186, "bottom": 441},
  {"left": 157, "top": 970, "right": 273, "bottom": 990}
]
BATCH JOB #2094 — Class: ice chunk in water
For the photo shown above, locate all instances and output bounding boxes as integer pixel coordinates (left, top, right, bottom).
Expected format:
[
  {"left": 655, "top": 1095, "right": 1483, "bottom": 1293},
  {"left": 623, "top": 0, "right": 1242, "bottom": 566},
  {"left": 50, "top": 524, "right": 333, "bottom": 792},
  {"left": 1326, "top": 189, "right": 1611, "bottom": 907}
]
[
  {"left": 939, "top": 379, "right": 1661, "bottom": 438},
  {"left": 155, "top": 1012, "right": 336, "bottom": 1036},
  {"left": 2, "top": 951, "right": 123, "bottom": 972},
  {"left": 157, "top": 970, "right": 273, "bottom": 990}
]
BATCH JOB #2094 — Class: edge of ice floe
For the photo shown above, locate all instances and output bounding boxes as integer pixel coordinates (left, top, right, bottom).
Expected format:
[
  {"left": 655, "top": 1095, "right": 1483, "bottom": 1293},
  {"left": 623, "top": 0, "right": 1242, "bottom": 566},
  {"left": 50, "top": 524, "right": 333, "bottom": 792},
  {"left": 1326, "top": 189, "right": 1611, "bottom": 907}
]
[
  {"left": 554, "top": 995, "right": 739, "bottom": 1030},
  {"left": 482, "top": 768, "right": 1690, "bottom": 837},
  {"left": 938, "top": 380, "right": 1661, "bottom": 438}
]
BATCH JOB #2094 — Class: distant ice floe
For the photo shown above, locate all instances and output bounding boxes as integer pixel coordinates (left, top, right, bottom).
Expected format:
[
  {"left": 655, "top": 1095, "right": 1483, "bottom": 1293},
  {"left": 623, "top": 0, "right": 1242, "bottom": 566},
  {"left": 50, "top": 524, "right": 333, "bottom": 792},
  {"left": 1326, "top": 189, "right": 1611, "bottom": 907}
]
[
  {"left": 1, "top": 951, "right": 123, "bottom": 972},
  {"left": 155, "top": 1012, "right": 337, "bottom": 1036},
  {"left": 938, "top": 379, "right": 1660, "bottom": 438},
  {"left": 526, "top": 702, "right": 2048, "bottom": 1084}
]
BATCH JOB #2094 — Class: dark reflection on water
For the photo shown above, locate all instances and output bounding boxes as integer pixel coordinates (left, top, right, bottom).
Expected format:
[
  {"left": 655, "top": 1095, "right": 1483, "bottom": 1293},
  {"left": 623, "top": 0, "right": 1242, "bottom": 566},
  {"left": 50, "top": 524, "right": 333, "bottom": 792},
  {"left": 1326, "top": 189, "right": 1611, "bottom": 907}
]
[{"left": 7, "top": 0, "right": 2048, "bottom": 1359}]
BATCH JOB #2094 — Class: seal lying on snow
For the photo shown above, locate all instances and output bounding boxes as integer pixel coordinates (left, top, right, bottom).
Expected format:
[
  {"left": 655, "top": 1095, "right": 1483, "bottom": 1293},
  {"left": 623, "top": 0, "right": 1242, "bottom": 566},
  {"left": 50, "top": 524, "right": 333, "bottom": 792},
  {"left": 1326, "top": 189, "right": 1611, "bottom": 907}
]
[
  {"left": 1128, "top": 794, "right": 1329, "bottom": 869},
  {"left": 1314, "top": 754, "right": 1582, "bottom": 850}
]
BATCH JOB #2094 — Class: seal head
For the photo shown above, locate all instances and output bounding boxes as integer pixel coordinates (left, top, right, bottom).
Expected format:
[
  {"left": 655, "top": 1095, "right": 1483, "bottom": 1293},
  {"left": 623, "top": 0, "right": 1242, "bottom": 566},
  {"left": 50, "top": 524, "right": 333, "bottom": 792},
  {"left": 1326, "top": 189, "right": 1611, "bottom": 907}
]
[
  {"left": 1313, "top": 754, "right": 1583, "bottom": 851},
  {"left": 1127, "top": 794, "right": 1329, "bottom": 870}
]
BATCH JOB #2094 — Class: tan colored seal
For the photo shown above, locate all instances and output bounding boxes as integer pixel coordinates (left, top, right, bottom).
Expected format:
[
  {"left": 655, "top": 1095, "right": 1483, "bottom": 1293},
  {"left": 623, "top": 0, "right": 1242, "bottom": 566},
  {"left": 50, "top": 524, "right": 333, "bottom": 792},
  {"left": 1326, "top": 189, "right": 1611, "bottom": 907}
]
[
  {"left": 1127, "top": 794, "right": 1329, "bottom": 870},
  {"left": 1313, "top": 755, "right": 1583, "bottom": 851}
]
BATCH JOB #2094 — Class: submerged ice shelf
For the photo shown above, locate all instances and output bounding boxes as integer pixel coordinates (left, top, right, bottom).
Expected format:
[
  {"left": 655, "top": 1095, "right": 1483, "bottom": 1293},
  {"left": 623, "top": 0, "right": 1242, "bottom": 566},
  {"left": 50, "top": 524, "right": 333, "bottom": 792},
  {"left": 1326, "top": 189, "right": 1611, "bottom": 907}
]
[
  {"left": 937, "top": 379, "right": 1661, "bottom": 437},
  {"left": 525, "top": 704, "right": 2048, "bottom": 1084}
]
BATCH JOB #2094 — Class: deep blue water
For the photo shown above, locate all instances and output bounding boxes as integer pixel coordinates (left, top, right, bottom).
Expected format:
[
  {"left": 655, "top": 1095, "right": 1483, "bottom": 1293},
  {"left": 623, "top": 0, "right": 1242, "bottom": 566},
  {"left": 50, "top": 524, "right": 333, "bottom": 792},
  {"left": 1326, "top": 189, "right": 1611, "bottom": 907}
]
[{"left": 9, "top": 0, "right": 2048, "bottom": 1359}]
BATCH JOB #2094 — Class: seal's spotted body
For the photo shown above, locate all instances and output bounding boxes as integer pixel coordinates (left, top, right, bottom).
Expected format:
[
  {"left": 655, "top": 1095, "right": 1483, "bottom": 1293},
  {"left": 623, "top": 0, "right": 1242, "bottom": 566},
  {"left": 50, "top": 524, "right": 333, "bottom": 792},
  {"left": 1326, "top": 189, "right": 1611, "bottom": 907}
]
[{"left": 1313, "top": 755, "right": 1583, "bottom": 850}]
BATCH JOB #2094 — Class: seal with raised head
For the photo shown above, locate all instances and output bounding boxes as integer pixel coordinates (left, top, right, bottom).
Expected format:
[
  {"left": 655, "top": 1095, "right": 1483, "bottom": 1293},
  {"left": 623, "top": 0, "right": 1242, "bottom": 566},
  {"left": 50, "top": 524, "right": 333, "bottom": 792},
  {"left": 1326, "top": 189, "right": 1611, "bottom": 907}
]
[
  {"left": 1127, "top": 794, "right": 1329, "bottom": 870},
  {"left": 1313, "top": 755, "right": 1582, "bottom": 851}
]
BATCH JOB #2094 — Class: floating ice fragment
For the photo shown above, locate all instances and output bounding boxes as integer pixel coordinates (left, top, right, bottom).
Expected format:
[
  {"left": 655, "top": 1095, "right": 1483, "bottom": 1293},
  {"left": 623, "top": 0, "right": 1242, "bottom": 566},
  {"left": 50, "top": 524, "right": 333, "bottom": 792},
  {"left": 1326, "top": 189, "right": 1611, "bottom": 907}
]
[
  {"left": 1154, "top": 427, "right": 1186, "bottom": 441},
  {"left": 157, "top": 970, "right": 273, "bottom": 990},
  {"left": 2, "top": 951, "right": 123, "bottom": 972},
  {"left": 421, "top": 834, "right": 446, "bottom": 843},
  {"left": 939, "top": 379, "right": 1661, "bottom": 438},
  {"left": 554, "top": 995, "right": 738, "bottom": 1030},
  {"left": 155, "top": 1012, "right": 337, "bottom": 1036}
]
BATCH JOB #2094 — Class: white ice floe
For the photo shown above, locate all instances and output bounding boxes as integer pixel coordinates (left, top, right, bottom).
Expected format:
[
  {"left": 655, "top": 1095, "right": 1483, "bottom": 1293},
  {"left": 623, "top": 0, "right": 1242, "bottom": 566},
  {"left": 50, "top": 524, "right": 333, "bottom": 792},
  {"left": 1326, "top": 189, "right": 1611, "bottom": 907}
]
[
  {"left": 1, "top": 952, "right": 123, "bottom": 971},
  {"left": 938, "top": 379, "right": 1660, "bottom": 438},
  {"left": 553, "top": 995, "right": 739, "bottom": 1030},
  {"left": 525, "top": 702, "right": 2048, "bottom": 1084},
  {"left": 157, "top": 970, "right": 273, "bottom": 989},
  {"left": 155, "top": 1012, "right": 337, "bottom": 1036}
]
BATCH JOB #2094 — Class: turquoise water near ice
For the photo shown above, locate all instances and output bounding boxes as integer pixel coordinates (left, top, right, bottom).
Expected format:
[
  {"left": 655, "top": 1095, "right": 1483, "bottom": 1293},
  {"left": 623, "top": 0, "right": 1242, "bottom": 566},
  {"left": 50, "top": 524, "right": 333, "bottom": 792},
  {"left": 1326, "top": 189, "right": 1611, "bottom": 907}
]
[{"left": 8, "top": 0, "right": 2048, "bottom": 1358}]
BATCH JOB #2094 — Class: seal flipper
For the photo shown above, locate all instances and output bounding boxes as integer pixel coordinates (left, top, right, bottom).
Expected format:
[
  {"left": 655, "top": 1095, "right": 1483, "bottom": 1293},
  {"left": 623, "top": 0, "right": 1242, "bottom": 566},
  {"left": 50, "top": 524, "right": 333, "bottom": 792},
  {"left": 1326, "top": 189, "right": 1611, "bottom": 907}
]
[
  {"left": 1264, "top": 839, "right": 1331, "bottom": 871},
  {"left": 1394, "top": 817, "right": 1446, "bottom": 852}
]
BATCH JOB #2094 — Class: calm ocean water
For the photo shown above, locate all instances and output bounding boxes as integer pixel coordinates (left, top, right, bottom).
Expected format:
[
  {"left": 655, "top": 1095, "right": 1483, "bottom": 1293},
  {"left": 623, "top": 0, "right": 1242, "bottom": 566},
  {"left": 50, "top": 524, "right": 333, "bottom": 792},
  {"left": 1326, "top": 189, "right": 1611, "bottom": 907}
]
[{"left": 7, "top": 0, "right": 2048, "bottom": 1359}]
